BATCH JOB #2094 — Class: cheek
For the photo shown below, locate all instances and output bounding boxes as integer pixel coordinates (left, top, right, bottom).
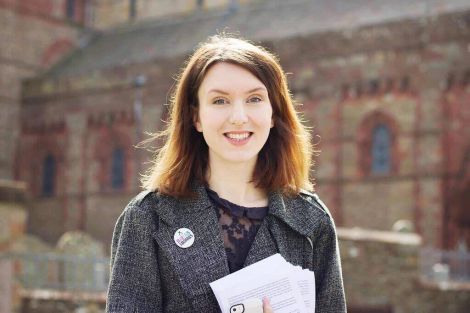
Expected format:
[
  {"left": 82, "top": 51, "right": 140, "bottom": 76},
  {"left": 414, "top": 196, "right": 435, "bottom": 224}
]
[
  {"left": 197, "top": 109, "right": 223, "bottom": 132},
  {"left": 257, "top": 108, "right": 274, "bottom": 130}
]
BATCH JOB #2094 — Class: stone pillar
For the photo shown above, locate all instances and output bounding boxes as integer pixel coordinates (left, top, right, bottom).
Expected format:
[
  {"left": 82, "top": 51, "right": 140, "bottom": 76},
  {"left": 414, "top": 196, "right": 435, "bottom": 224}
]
[{"left": 64, "top": 112, "right": 88, "bottom": 231}]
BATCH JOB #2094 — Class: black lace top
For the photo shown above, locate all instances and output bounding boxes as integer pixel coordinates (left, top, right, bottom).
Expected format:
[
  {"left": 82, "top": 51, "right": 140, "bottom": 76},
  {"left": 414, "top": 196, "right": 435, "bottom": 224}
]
[{"left": 206, "top": 188, "right": 269, "bottom": 273}]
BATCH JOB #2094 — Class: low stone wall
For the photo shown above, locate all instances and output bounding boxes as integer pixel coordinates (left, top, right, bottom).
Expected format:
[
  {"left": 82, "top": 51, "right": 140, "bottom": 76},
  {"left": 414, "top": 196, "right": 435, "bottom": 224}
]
[
  {"left": 0, "top": 180, "right": 27, "bottom": 251},
  {"left": 0, "top": 180, "right": 27, "bottom": 313},
  {"left": 20, "top": 290, "right": 105, "bottom": 313},
  {"left": 0, "top": 180, "right": 108, "bottom": 313},
  {"left": 10, "top": 224, "right": 470, "bottom": 313},
  {"left": 339, "top": 227, "right": 470, "bottom": 313}
]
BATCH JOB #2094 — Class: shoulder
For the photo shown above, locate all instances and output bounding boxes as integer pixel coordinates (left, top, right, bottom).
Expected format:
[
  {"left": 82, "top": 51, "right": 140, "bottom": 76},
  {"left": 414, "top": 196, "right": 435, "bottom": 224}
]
[
  {"left": 297, "top": 190, "right": 339, "bottom": 237},
  {"left": 120, "top": 189, "right": 179, "bottom": 227},
  {"left": 298, "top": 189, "right": 333, "bottom": 220},
  {"left": 120, "top": 190, "right": 161, "bottom": 223},
  {"left": 272, "top": 189, "right": 335, "bottom": 237},
  {"left": 127, "top": 189, "right": 157, "bottom": 207}
]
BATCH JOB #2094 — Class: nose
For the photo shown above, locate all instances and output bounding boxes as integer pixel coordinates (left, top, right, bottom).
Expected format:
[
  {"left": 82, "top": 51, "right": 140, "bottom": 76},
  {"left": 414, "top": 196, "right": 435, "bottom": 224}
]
[{"left": 229, "top": 101, "right": 248, "bottom": 125}]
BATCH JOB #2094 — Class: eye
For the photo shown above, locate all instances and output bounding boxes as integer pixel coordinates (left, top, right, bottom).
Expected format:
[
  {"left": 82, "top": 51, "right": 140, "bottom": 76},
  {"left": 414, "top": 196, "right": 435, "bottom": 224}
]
[
  {"left": 212, "top": 97, "right": 228, "bottom": 105},
  {"left": 248, "top": 96, "right": 262, "bottom": 103}
]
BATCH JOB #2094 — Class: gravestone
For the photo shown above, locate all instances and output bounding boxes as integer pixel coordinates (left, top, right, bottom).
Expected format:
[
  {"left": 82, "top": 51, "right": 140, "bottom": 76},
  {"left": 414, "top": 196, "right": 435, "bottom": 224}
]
[{"left": 56, "top": 232, "right": 106, "bottom": 291}]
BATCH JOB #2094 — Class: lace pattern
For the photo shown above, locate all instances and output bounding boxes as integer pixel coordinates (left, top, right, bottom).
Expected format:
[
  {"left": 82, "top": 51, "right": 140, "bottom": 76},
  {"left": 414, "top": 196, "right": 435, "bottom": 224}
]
[{"left": 206, "top": 188, "right": 269, "bottom": 273}]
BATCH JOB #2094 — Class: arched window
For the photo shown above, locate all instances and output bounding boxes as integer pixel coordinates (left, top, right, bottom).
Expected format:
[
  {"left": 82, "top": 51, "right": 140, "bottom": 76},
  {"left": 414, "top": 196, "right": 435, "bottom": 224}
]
[
  {"left": 42, "top": 154, "right": 56, "bottom": 196},
  {"left": 111, "top": 148, "right": 125, "bottom": 189},
  {"left": 358, "top": 110, "right": 399, "bottom": 177},
  {"left": 371, "top": 124, "right": 391, "bottom": 174}
]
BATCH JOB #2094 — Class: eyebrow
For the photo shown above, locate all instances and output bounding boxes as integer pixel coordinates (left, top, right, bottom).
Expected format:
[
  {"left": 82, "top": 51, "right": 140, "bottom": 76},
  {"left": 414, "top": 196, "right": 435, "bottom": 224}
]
[{"left": 207, "top": 87, "right": 267, "bottom": 95}]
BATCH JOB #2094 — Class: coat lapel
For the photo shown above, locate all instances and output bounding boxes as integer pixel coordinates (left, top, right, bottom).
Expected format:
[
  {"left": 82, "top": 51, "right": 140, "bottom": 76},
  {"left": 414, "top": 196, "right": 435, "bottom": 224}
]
[
  {"left": 152, "top": 185, "right": 229, "bottom": 301},
  {"left": 152, "top": 183, "right": 325, "bottom": 302},
  {"left": 267, "top": 191, "right": 325, "bottom": 238},
  {"left": 243, "top": 218, "right": 279, "bottom": 266},
  {"left": 244, "top": 190, "right": 325, "bottom": 267}
]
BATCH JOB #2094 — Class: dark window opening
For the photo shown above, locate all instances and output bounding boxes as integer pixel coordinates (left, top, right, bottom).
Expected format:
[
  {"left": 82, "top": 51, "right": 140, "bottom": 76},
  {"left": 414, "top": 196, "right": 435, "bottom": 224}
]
[
  {"left": 111, "top": 148, "right": 125, "bottom": 189},
  {"left": 400, "top": 76, "right": 410, "bottom": 92},
  {"left": 66, "top": 0, "right": 75, "bottom": 19},
  {"left": 368, "top": 79, "right": 380, "bottom": 95},
  {"left": 42, "top": 155, "right": 56, "bottom": 196},
  {"left": 129, "top": 0, "right": 137, "bottom": 20},
  {"left": 371, "top": 124, "right": 391, "bottom": 175}
]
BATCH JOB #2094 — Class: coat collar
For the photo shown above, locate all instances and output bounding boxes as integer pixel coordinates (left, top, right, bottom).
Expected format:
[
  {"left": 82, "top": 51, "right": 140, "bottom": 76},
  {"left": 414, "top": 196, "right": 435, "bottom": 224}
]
[
  {"left": 155, "top": 182, "right": 212, "bottom": 225},
  {"left": 268, "top": 190, "right": 325, "bottom": 237},
  {"left": 153, "top": 182, "right": 325, "bottom": 238}
]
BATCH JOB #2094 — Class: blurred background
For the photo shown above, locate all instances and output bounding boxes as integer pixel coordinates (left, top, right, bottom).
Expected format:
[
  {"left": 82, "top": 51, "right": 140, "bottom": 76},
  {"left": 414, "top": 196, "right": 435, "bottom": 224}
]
[{"left": 0, "top": 0, "right": 469, "bottom": 312}]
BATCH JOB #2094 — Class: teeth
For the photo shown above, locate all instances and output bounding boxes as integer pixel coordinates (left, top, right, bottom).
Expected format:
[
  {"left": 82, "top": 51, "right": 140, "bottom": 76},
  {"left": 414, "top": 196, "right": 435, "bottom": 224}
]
[{"left": 226, "top": 132, "right": 250, "bottom": 140}]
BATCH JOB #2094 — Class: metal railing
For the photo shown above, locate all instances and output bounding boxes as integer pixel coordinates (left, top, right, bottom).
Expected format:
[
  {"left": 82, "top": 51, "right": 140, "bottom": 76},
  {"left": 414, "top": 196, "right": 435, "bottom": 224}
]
[
  {"left": 419, "top": 247, "right": 470, "bottom": 284},
  {"left": 0, "top": 252, "right": 109, "bottom": 292}
]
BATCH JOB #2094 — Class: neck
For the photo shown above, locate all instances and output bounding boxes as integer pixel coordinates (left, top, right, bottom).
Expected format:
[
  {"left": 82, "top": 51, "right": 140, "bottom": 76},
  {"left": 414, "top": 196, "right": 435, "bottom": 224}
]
[{"left": 206, "top": 157, "right": 268, "bottom": 207}]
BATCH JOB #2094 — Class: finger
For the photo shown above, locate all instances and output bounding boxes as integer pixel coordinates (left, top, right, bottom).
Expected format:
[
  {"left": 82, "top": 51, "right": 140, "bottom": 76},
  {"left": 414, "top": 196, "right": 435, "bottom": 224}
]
[{"left": 263, "top": 297, "right": 273, "bottom": 313}]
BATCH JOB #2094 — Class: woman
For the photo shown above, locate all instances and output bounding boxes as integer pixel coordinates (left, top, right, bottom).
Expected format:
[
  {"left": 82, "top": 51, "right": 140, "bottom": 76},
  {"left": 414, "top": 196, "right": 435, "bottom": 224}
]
[{"left": 106, "top": 35, "right": 346, "bottom": 313}]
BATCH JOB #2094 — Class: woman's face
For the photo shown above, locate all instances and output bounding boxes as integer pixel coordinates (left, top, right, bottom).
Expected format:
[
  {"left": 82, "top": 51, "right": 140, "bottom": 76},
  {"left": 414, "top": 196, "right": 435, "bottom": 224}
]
[{"left": 195, "top": 62, "right": 274, "bottom": 168}]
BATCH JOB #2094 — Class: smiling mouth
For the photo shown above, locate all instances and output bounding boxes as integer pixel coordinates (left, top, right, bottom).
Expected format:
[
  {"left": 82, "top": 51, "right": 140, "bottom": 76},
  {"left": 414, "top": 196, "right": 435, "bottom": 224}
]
[{"left": 223, "top": 132, "right": 253, "bottom": 141}]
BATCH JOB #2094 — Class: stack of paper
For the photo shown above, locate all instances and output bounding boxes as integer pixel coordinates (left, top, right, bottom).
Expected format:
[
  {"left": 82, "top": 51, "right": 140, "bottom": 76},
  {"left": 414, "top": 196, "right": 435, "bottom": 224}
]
[{"left": 210, "top": 254, "right": 315, "bottom": 313}]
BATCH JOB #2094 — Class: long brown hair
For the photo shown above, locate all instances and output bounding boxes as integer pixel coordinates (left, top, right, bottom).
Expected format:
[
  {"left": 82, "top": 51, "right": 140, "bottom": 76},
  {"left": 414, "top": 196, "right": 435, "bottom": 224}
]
[{"left": 142, "top": 34, "right": 317, "bottom": 197}]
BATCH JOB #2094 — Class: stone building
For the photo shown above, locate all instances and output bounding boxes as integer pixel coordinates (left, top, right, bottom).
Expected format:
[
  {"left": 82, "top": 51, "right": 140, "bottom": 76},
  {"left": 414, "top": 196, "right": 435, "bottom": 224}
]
[
  {"left": 0, "top": 0, "right": 90, "bottom": 180},
  {"left": 91, "top": 0, "right": 251, "bottom": 29},
  {"left": 3, "top": 0, "right": 470, "bottom": 312},
  {"left": 16, "top": 0, "right": 470, "bottom": 250}
]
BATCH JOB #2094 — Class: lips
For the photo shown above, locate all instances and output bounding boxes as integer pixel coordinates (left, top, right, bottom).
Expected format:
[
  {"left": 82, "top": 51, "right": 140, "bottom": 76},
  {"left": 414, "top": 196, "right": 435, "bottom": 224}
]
[
  {"left": 223, "top": 132, "right": 253, "bottom": 145},
  {"left": 224, "top": 132, "right": 252, "bottom": 140}
]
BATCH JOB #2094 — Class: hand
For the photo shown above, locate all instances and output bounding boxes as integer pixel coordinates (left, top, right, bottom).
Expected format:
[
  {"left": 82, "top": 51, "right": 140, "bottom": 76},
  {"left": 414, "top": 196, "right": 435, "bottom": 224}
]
[{"left": 263, "top": 297, "right": 273, "bottom": 313}]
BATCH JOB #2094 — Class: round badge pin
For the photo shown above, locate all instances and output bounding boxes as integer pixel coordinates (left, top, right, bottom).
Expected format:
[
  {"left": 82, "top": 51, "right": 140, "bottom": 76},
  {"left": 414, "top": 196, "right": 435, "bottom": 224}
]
[{"left": 174, "top": 228, "right": 195, "bottom": 248}]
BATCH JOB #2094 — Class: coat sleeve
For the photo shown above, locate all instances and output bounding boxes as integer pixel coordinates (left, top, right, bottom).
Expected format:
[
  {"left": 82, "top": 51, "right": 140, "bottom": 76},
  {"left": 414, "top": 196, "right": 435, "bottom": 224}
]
[
  {"left": 105, "top": 199, "right": 162, "bottom": 313},
  {"left": 313, "top": 214, "right": 347, "bottom": 313}
]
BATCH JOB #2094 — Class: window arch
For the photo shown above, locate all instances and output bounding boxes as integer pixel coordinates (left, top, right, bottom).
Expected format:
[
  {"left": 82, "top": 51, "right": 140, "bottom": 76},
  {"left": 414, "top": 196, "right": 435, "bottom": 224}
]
[
  {"left": 111, "top": 147, "right": 125, "bottom": 189},
  {"left": 371, "top": 124, "right": 391, "bottom": 174},
  {"left": 42, "top": 154, "right": 56, "bottom": 196},
  {"left": 41, "top": 38, "right": 74, "bottom": 67},
  {"left": 357, "top": 110, "right": 399, "bottom": 177}
]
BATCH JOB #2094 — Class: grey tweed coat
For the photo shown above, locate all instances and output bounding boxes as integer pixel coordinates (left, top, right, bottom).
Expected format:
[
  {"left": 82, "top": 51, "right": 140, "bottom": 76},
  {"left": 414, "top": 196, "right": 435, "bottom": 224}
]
[{"left": 106, "top": 184, "right": 346, "bottom": 313}]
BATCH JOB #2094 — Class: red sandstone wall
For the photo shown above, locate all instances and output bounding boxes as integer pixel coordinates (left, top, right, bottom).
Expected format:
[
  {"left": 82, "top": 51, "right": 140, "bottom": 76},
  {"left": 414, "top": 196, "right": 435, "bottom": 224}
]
[
  {"left": 0, "top": 0, "right": 82, "bottom": 181},
  {"left": 15, "top": 10, "right": 470, "bottom": 252}
]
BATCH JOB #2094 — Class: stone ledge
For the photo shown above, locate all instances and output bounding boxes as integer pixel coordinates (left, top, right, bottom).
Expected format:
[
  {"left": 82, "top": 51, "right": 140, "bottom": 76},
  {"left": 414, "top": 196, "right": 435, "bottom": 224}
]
[
  {"left": 419, "top": 277, "right": 470, "bottom": 291},
  {"left": 0, "top": 180, "right": 27, "bottom": 203},
  {"left": 19, "top": 289, "right": 106, "bottom": 302},
  {"left": 338, "top": 227, "right": 422, "bottom": 246}
]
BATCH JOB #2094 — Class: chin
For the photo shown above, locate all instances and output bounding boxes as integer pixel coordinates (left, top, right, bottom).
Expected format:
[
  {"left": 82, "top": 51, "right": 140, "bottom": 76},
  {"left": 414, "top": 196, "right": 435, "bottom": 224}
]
[{"left": 220, "top": 153, "right": 258, "bottom": 165}]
